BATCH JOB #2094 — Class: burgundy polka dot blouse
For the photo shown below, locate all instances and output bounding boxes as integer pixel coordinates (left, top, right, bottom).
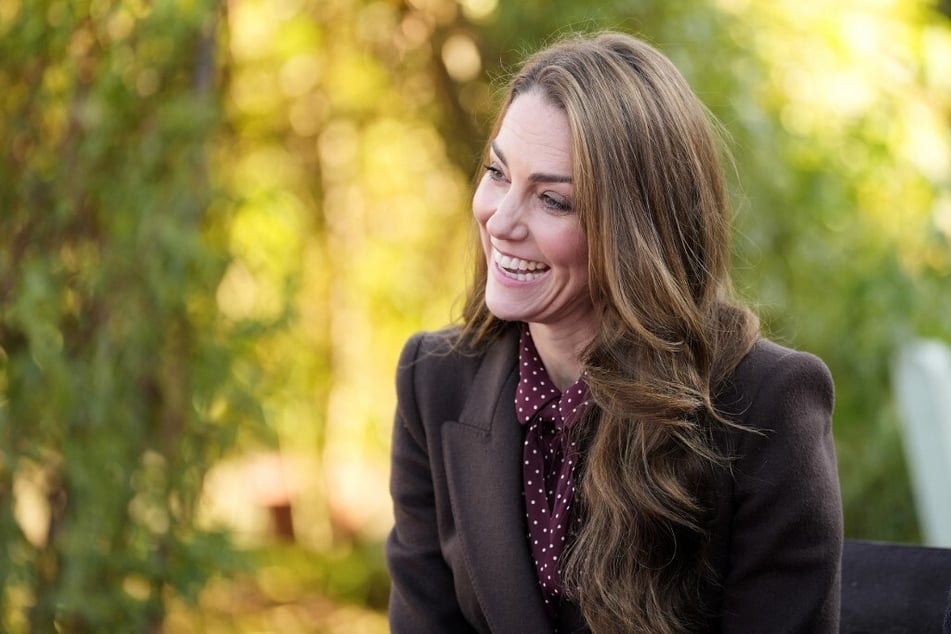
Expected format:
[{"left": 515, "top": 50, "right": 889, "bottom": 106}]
[{"left": 516, "top": 324, "right": 590, "bottom": 621}]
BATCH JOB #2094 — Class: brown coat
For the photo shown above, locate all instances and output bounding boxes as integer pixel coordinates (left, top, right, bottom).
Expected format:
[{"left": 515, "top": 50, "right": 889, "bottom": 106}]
[{"left": 387, "top": 324, "right": 842, "bottom": 633}]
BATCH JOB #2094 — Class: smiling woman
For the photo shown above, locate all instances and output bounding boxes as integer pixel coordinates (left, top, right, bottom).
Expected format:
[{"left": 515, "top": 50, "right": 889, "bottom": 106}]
[
  {"left": 387, "top": 31, "right": 842, "bottom": 634},
  {"left": 473, "top": 92, "right": 593, "bottom": 388}
]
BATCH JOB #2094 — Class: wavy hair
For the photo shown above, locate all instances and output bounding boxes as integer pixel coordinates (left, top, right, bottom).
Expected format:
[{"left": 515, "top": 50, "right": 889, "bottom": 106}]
[{"left": 461, "top": 32, "right": 760, "bottom": 632}]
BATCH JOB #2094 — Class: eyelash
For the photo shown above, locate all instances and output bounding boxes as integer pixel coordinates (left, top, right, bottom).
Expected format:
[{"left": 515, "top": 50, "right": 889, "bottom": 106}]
[
  {"left": 483, "top": 163, "right": 504, "bottom": 181},
  {"left": 542, "top": 193, "right": 573, "bottom": 212},
  {"left": 482, "top": 164, "right": 574, "bottom": 213}
]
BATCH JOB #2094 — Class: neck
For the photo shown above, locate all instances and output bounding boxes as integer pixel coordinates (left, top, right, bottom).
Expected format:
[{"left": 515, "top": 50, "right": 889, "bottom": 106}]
[{"left": 528, "top": 321, "right": 594, "bottom": 391}]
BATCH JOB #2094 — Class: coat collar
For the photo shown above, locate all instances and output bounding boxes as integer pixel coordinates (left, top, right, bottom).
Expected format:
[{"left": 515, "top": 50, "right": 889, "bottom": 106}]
[{"left": 441, "top": 324, "right": 554, "bottom": 633}]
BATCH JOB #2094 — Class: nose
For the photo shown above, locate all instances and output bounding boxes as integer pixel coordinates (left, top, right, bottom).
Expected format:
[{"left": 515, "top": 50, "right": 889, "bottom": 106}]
[{"left": 485, "top": 190, "right": 529, "bottom": 241}]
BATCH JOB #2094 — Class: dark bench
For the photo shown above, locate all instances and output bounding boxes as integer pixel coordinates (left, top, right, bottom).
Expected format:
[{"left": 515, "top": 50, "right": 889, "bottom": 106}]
[{"left": 842, "top": 539, "right": 951, "bottom": 633}]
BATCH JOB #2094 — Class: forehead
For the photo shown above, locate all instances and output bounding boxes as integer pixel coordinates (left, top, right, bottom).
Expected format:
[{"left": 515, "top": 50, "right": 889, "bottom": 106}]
[{"left": 494, "top": 92, "right": 572, "bottom": 172}]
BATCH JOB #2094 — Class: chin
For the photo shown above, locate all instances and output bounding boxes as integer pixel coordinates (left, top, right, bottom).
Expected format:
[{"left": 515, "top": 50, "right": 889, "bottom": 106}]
[{"left": 483, "top": 296, "right": 523, "bottom": 323}]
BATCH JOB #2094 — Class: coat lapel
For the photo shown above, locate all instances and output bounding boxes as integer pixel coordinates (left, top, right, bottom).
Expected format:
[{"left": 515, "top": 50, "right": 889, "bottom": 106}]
[{"left": 441, "top": 327, "right": 553, "bottom": 633}]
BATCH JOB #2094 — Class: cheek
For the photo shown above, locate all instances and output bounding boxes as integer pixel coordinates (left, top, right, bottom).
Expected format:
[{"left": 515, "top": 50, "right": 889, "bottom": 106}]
[
  {"left": 545, "top": 225, "right": 588, "bottom": 271},
  {"left": 566, "top": 243, "right": 589, "bottom": 275}
]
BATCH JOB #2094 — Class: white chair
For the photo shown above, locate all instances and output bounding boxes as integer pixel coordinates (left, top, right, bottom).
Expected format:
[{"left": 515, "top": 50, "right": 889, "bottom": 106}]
[{"left": 891, "top": 338, "right": 951, "bottom": 547}]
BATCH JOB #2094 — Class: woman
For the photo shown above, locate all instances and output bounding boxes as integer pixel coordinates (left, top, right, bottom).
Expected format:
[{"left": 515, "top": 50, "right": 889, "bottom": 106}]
[{"left": 387, "top": 31, "right": 842, "bottom": 633}]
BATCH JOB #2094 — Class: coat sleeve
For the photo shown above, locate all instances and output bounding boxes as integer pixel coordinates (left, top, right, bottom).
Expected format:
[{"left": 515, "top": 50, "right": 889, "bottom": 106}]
[
  {"left": 719, "top": 348, "right": 843, "bottom": 633},
  {"left": 386, "top": 334, "right": 477, "bottom": 633}
]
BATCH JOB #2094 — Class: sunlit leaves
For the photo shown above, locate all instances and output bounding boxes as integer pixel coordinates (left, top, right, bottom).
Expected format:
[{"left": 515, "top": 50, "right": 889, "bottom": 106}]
[
  {"left": 0, "top": 0, "right": 262, "bottom": 630},
  {"left": 218, "top": 0, "right": 472, "bottom": 561}
]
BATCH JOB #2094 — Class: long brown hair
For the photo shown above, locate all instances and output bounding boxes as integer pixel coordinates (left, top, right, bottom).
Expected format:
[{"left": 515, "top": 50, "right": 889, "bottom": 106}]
[{"left": 462, "top": 32, "right": 759, "bottom": 632}]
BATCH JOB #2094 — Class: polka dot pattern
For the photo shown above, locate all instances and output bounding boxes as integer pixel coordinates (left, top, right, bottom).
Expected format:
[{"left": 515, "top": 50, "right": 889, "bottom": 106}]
[{"left": 516, "top": 324, "right": 590, "bottom": 622}]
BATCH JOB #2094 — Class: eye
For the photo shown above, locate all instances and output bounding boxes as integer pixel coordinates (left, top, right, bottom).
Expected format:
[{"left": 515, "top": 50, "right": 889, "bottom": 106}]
[
  {"left": 541, "top": 192, "right": 573, "bottom": 212},
  {"left": 483, "top": 163, "right": 506, "bottom": 182}
]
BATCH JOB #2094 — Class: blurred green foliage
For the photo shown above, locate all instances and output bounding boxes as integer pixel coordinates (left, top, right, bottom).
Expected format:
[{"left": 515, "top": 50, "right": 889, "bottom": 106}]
[
  {"left": 1, "top": 0, "right": 950, "bottom": 631},
  {"left": 0, "top": 0, "right": 267, "bottom": 631}
]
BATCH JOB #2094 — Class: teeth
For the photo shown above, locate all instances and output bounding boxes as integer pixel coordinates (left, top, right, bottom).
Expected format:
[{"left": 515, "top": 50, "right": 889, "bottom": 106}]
[{"left": 492, "top": 249, "right": 549, "bottom": 281}]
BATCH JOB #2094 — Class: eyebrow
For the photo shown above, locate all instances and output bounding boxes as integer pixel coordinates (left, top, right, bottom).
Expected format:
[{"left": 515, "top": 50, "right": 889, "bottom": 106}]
[{"left": 491, "top": 141, "right": 572, "bottom": 184}]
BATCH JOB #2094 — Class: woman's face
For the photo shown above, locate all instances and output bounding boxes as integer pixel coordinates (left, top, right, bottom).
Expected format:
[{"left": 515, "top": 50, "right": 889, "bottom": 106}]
[{"left": 473, "top": 91, "right": 595, "bottom": 336}]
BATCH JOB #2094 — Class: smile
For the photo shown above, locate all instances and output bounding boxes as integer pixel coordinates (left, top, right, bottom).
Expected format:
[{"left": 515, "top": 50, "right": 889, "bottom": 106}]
[{"left": 492, "top": 248, "right": 550, "bottom": 281}]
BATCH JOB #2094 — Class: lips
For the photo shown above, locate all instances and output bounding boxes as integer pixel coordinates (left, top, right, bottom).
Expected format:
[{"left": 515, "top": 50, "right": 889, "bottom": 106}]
[{"left": 492, "top": 248, "right": 550, "bottom": 281}]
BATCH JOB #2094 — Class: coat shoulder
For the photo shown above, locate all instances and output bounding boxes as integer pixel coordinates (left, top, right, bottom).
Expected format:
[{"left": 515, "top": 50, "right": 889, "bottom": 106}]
[
  {"left": 395, "top": 324, "right": 519, "bottom": 430},
  {"left": 397, "top": 325, "right": 485, "bottom": 389},
  {"left": 717, "top": 338, "right": 834, "bottom": 433},
  {"left": 734, "top": 339, "right": 831, "bottom": 384}
]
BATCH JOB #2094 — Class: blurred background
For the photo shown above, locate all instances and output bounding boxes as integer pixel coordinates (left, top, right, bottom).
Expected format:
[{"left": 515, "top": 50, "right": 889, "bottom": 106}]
[{"left": 1, "top": 0, "right": 950, "bottom": 631}]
